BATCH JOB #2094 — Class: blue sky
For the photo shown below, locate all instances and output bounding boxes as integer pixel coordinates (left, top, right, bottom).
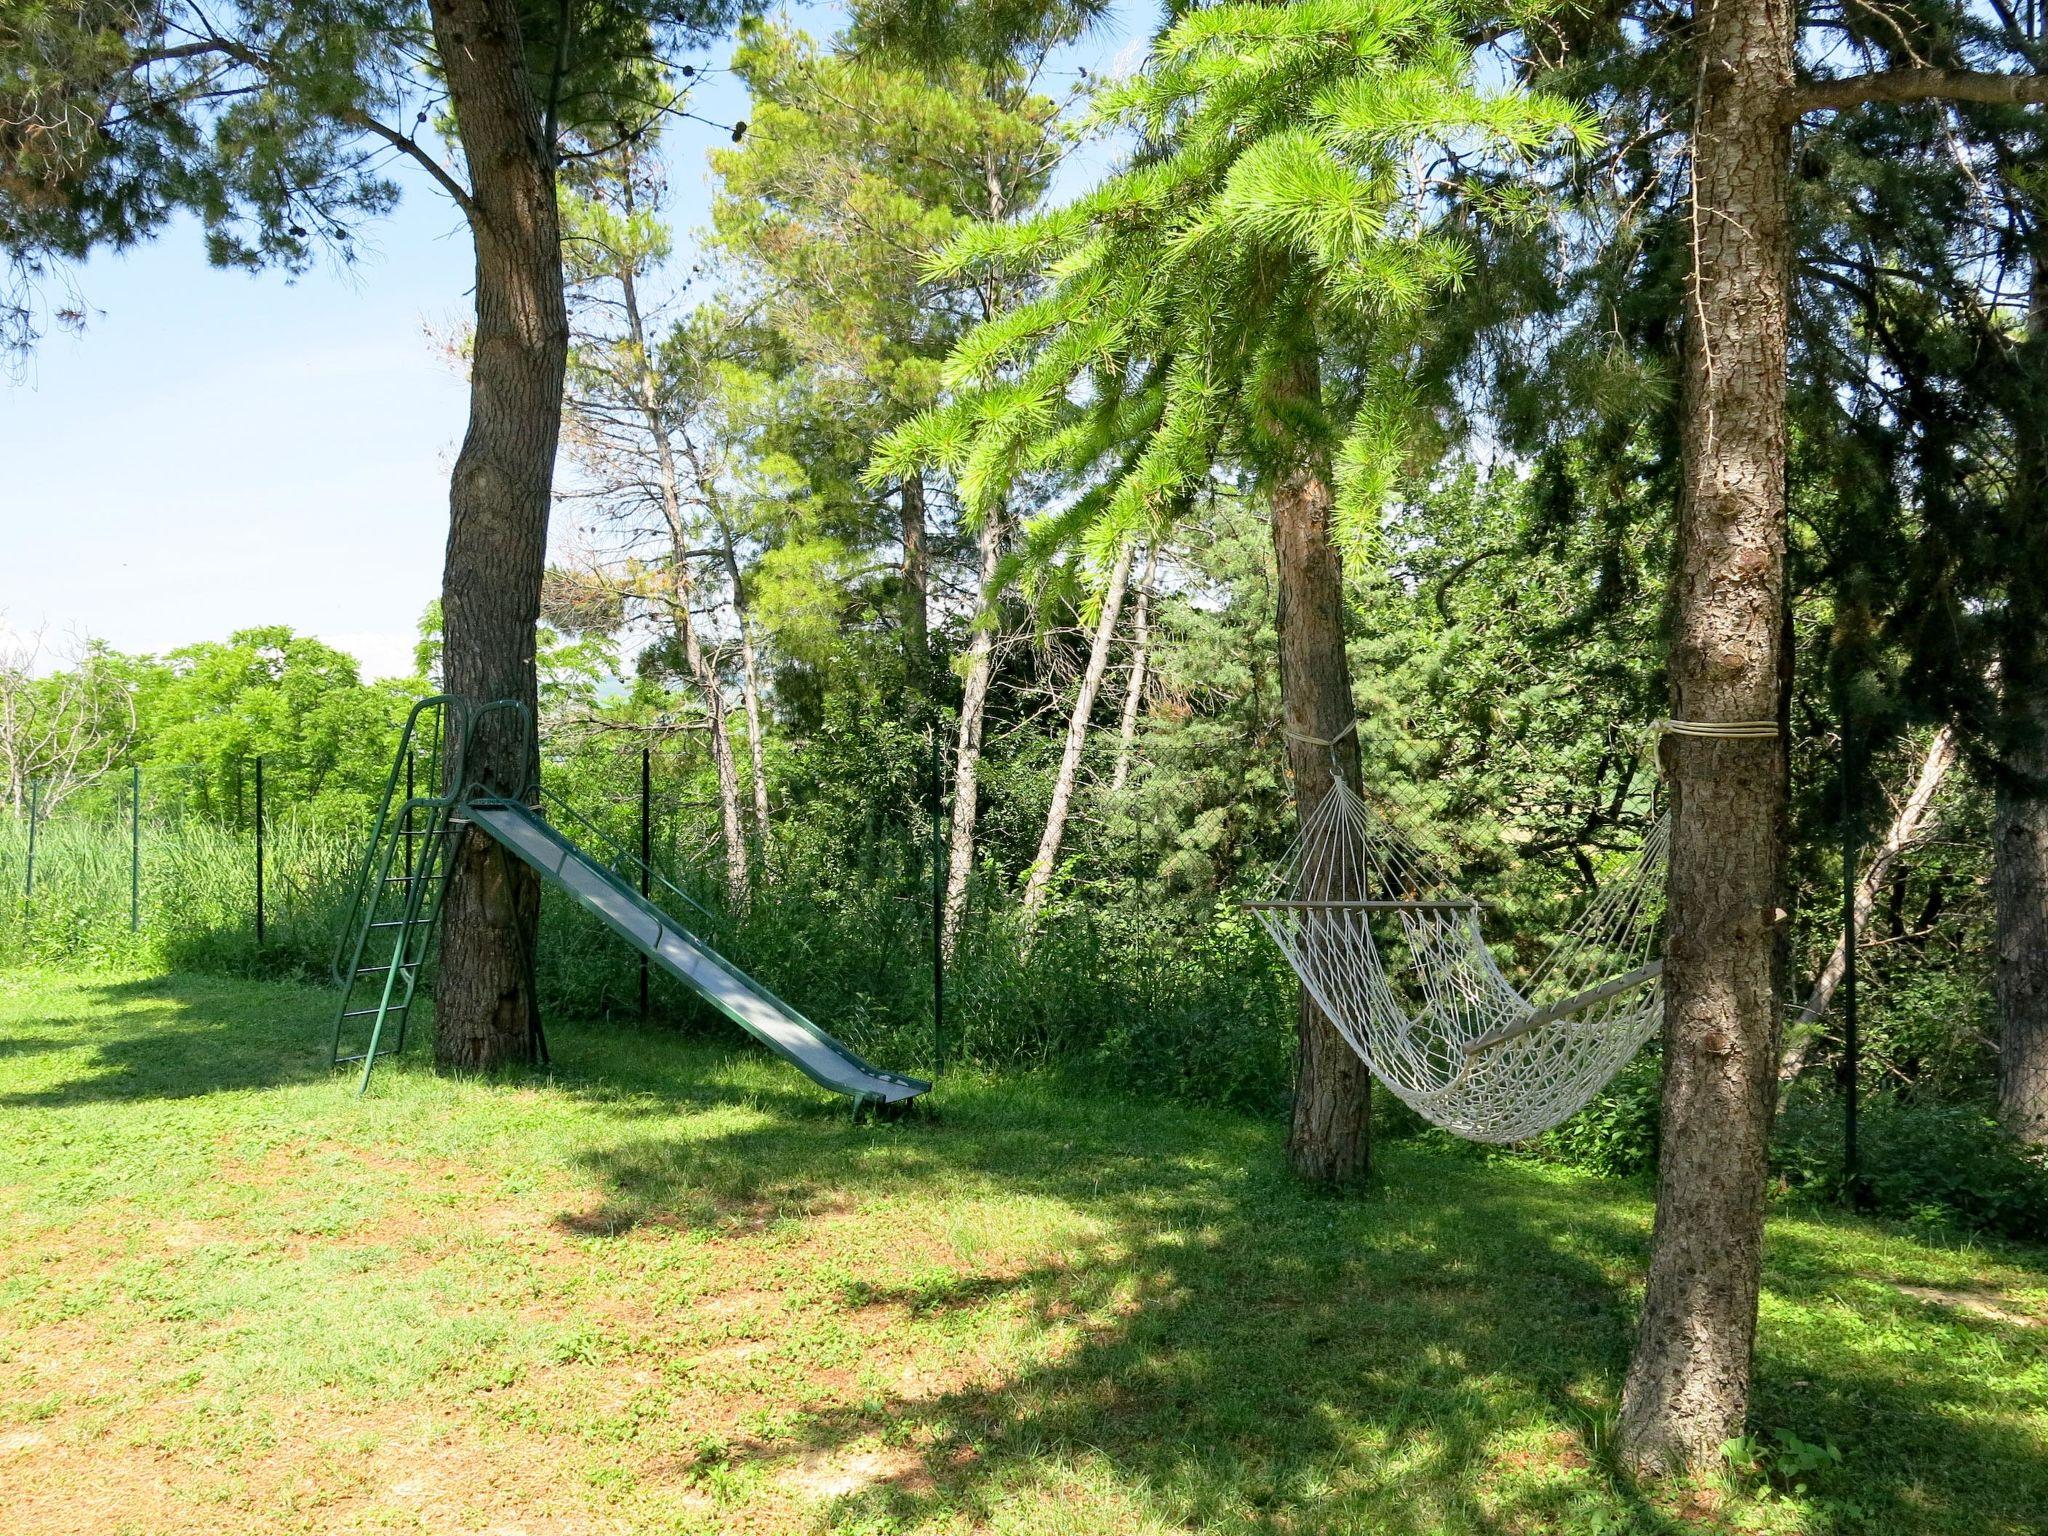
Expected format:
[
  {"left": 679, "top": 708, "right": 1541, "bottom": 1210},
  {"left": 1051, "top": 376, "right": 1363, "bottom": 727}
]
[{"left": 0, "top": 6, "right": 1152, "bottom": 682}]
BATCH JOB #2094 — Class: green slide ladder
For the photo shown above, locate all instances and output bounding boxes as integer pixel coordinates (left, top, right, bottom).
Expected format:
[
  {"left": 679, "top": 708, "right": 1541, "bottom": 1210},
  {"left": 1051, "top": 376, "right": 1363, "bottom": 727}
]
[
  {"left": 328, "top": 695, "right": 475, "bottom": 1092},
  {"left": 331, "top": 696, "right": 930, "bottom": 1110}
]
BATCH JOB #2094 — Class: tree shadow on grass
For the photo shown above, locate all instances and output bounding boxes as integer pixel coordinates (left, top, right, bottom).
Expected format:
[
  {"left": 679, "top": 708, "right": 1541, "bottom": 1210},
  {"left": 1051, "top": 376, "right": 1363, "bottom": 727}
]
[
  {"left": 0, "top": 973, "right": 339, "bottom": 1107},
  {"left": 559, "top": 1098, "right": 2048, "bottom": 1536},
  {"left": 564, "top": 1105, "right": 1685, "bottom": 1535},
  {"left": 0, "top": 966, "right": 865, "bottom": 1119}
]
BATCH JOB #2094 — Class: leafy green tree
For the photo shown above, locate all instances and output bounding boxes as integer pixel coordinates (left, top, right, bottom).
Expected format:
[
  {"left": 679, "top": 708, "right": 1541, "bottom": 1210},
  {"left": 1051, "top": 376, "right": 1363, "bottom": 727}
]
[
  {"left": 881, "top": 0, "right": 1592, "bottom": 1183},
  {"left": 135, "top": 627, "right": 416, "bottom": 825},
  {"left": 711, "top": 3, "right": 1098, "bottom": 951}
]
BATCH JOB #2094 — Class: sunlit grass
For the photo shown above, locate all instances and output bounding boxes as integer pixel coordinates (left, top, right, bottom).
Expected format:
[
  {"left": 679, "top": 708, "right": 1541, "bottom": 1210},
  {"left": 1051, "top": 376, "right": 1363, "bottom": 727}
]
[{"left": 0, "top": 966, "right": 2042, "bottom": 1534}]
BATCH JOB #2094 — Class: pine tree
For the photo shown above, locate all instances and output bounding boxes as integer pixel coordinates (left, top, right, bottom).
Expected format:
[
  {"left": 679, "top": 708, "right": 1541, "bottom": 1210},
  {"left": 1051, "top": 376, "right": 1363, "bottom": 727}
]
[
  {"left": 0, "top": 2, "right": 745, "bottom": 1067},
  {"left": 713, "top": 5, "right": 1098, "bottom": 954},
  {"left": 879, "top": 0, "right": 1594, "bottom": 1182}
]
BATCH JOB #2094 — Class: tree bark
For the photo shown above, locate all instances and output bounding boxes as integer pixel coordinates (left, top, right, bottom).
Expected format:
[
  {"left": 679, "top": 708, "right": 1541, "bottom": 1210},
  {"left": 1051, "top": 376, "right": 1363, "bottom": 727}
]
[
  {"left": 1617, "top": 0, "right": 1795, "bottom": 1473},
  {"left": 1270, "top": 399, "right": 1372, "bottom": 1188},
  {"left": 942, "top": 503, "right": 1007, "bottom": 958},
  {"left": 667, "top": 603, "right": 749, "bottom": 905},
  {"left": 1995, "top": 693, "right": 2048, "bottom": 1142},
  {"left": 901, "top": 472, "right": 931, "bottom": 684},
  {"left": 429, "top": 0, "right": 565, "bottom": 1072},
  {"left": 1109, "top": 541, "right": 1156, "bottom": 796},
  {"left": 1780, "top": 724, "right": 1956, "bottom": 1085},
  {"left": 1021, "top": 538, "right": 1135, "bottom": 923},
  {"left": 726, "top": 549, "right": 774, "bottom": 862},
  {"left": 1996, "top": 253, "right": 2048, "bottom": 1144}
]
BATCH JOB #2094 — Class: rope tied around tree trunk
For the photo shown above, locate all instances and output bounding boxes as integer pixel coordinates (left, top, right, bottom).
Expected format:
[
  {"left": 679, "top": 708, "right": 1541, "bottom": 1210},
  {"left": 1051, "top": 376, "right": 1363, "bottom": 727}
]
[
  {"left": 1653, "top": 717, "right": 1779, "bottom": 739},
  {"left": 1281, "top": 717, "right": 1360, "bottom": 775}
]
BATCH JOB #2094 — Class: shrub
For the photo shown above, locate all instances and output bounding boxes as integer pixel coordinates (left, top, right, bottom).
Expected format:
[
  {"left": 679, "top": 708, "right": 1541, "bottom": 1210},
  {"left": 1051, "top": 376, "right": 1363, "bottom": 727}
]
[{"left": 1774, "top": 1088, "right": 2048, "bottom": 1243}]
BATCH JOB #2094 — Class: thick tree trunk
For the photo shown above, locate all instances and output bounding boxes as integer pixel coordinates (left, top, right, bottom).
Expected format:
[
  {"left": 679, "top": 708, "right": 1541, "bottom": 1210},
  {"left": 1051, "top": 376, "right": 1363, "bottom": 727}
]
[
  {"left": 1271, "top": 435, "right": 1372, "bottom": 1188},
  {"left": 1781, "top": 724, "right": 1956, "bottom": 1085},
  {"left": 901, "top": 472, "right": 931, "bottom": 682},
  {"left": 1995, "top": 257, "right": 2048, "bottom": 1143},
  {"left": 1110, "top": 541, "right": 1156, "bottom": 796},
  {"left": 1995, "top": 695, "right": 2048, "bottom": 1142},
  {"left": 429, "top": 0, "right": 565, "bottom": 1071},
  {"left": 942, "top": 504, "right": 1007, "bottom": 958},
  {"left": 1996, "top": 691, "right": 2048, "bottom": 1142},
  {"left": 1617, "top": 0, "right": 1794, "bottom": 1473},
  {"left": 1021, "top": 539, "right": 1135, "bottom": 922}
]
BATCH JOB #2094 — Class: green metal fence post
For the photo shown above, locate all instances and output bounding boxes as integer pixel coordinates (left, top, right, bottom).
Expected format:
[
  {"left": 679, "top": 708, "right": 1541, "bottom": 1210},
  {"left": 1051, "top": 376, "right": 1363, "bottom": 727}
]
[
  {"left": 640, "top": 745, "right": 652, "bottom": 1022},
  {"left": 254, "top": 755, "right": 266, "bottom": 947},
  {"left": 130, "top": 763, "right": 140, "bottom": 931},
  {"left": 23, "top": 778, "right": 38, "bottom": 904},
  {"left": 930, "top": 725, "right": 945, "bottom": 1076}
]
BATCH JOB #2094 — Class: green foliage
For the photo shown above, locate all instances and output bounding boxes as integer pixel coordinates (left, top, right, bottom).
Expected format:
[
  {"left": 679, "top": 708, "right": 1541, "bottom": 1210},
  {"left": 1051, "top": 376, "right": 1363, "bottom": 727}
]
[
  {"left": 881, "top": 0, "right": 1596, "bottom": 554},
  {"left": 134, "top": 627, "right": 418, "bottom": 827},
  {"left": 1775, "top": 1090, "right": 2048, "bottom": 1244},
  {"left": 1532, "top": 1054, "right": 1663, "bottom": 1177}
]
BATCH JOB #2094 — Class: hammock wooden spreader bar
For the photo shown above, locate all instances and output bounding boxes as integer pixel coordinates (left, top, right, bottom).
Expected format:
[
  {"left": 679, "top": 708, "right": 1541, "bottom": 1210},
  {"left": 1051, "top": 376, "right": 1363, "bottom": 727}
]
[
  {"left": 1240, "top": 897, "right": 1481, "bottom": 913},
  {"left": 1459, "top": 960, "right": 1665, "bottom": 1057}
]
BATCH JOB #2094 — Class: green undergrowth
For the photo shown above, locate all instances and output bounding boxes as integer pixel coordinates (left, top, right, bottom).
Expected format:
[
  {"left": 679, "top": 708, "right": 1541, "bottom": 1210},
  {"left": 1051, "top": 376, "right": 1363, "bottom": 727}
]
[{"left": 0, "top": 966, "right": 2042, "bottom": 1534}]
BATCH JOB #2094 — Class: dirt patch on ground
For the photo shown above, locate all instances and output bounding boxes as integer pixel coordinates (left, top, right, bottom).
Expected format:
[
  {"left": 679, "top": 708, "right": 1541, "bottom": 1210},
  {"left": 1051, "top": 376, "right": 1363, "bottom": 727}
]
[
  {"left": 779, "top": 1443, "right": 930, "bottom": 1500},
  {"left": 1893, "top": 1281, "right": 2042, "bottom": 1327}
]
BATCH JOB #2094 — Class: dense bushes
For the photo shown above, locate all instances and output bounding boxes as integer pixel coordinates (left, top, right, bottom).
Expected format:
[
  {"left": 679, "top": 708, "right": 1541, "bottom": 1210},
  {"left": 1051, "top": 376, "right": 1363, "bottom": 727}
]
[
  {"left": 1775, "top": 1089, "right": 2048, "bottom": 1244},
  {"left": 1511, "top": 1056, "right": 2048, "bottom": 1245}
]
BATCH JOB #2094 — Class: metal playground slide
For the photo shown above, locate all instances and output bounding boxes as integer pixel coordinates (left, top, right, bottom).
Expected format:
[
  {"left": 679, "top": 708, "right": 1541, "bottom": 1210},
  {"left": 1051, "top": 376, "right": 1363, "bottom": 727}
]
[{"left": 462, "top": 797, "right": 930, "bottom": 1109}]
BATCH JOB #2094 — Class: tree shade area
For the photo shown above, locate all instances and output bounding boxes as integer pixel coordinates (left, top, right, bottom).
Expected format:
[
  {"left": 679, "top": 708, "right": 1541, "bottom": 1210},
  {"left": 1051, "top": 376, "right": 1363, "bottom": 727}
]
[{"left": 3, "top": 0, "right": 2047, "bottom": 1520}]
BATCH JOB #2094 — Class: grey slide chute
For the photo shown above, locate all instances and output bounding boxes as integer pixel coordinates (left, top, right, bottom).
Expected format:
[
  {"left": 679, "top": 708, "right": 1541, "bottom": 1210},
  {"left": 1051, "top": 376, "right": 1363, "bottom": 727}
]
[{"left": 463, "top": 798, "right": 930, "bottom": 1107}]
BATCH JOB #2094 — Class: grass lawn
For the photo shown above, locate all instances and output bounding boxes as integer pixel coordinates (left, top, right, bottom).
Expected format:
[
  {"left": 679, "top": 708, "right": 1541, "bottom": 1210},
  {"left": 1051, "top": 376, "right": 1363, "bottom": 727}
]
[{"left": 0, "top": 969, "right": 2042, "bottom": 1534}]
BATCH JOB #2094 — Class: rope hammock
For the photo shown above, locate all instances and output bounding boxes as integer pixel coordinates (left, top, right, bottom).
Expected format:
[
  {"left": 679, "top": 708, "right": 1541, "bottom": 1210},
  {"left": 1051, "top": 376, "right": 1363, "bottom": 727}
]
[
  {"left": 1250, "top": 775, "right": 1669, "bottom": 1142},
  {"left": 1249, "top": 719, "right": 1774, "bottom": 1142}
]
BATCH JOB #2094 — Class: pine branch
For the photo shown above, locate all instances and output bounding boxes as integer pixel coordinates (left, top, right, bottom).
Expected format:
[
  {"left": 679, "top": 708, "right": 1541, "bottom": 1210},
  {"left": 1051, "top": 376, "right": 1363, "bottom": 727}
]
[{"left": 1784, "top": 68, "right": 2048, "bottom": 118}]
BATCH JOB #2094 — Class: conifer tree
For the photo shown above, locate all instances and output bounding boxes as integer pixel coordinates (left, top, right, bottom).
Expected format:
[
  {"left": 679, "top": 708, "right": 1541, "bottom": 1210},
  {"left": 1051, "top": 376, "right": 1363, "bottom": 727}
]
[
  {"left": 879, "top": 0, "right": 1594, "bottom": 1182},
  {"left": 0, "top": 1, "right": 743, "bottom": 1067},
  {"left": 713, "top": 4, "right": 1098, "bottom": 953}
]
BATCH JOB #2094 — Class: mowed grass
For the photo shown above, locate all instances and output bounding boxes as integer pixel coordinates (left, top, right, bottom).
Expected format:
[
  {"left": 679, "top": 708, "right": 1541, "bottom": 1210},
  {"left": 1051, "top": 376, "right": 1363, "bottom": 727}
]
[{"left": 0, "top": 970, "right": 2042, "bottom": 1535}]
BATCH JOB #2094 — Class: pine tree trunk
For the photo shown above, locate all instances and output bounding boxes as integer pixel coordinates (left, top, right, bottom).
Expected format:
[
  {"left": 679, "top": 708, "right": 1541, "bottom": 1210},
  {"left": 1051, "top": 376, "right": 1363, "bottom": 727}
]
[
  {"left": 943, "top": 503, "right": 1007, "bottom": 958},
  {"left": 902, "top": 472, "right": 931, "bottom": 683},
  {"left": 1109, "top": 541, "right": 1156, "bottom": 796},
  {"left": 1617, "top": 0, "right": 1794, "bottom": 1472},
  {"left": 1021, "top": 539, "right": 1135, "bottom": 922},
  {"left": 428, "top": 0, "right": 564, "bottom": 1072},
  {"left": 1270, "top": 424, "right": 1371, "bottom": 1188},
  {"left": 732, "top": 578, "right": 773, "bottom": 860},
  {"left": 1996, "top": 256, "right": 2048, "bottom": 1144},
  {"left": 669, "top": 605, "right": 749, "bottom": 906},
  {"left": 711, "top": 521, "right": 773, "bottom": 867},
  {"left": 1995, "top": 696, "right": 2048, "bottom": 1142}
]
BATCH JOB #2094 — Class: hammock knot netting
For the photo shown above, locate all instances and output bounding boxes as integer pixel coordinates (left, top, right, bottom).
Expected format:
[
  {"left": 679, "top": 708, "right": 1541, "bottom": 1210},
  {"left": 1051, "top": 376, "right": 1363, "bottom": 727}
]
[{"left": 1250, "top": 776, "right": 1670, "bottom": 1144}]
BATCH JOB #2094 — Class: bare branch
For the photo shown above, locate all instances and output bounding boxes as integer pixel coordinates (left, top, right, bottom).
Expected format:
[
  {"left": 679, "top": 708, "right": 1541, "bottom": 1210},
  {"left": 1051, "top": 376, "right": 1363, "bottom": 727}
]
[{"left": 1785, "top": 68, "right": 2048, "bottom": 118}]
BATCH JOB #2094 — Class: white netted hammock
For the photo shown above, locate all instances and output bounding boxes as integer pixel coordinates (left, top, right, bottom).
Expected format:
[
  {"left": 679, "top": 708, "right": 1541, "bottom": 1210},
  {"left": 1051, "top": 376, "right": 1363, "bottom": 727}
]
[{"left": 1250, "top": 772, "right": 1671, "bottom": 1144}]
